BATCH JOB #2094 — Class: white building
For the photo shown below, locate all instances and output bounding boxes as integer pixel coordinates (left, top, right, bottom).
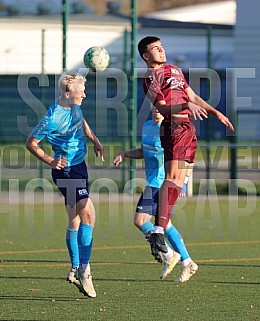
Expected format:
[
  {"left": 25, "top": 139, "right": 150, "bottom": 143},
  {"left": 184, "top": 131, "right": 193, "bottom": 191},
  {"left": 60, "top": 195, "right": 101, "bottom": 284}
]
[
  {"left": 233, "top": 0, "right": 260, "bottom": 140},
  {"left": 0, "top": 1, "right": 235, "bottom": 75},
  {"left": 0, "top": 1, "right": 259, "bottom": 141},
  {"left": 143, "top": 0, "right": 236, "bottom": 25}
]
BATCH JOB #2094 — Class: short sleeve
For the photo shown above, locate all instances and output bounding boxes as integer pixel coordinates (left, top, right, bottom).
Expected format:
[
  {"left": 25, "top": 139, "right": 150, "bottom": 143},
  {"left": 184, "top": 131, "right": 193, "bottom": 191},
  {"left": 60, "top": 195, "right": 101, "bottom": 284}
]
[
  {"left": 31, "top": 111, "right": 51, "bottom": 140},
  {"left": 144, "top": 74, "right": 165, "bottom": 105}
]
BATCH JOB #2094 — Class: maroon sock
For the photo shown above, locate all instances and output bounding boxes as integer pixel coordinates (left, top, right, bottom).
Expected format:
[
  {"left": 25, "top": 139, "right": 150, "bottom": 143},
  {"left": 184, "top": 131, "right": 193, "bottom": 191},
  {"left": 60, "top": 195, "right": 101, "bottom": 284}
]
[{"left": 156, "top": 181, "right": 182, "bottom": 229}]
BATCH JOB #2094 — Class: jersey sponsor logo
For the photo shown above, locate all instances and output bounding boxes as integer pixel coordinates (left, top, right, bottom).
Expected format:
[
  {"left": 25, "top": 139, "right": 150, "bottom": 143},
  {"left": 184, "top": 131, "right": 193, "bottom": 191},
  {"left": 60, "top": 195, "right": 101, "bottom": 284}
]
[
  {"left": 78, "top": 188, "right": 88, "bottom": 196},
  {"left": 166, "top": 77, "right": 185, "bottom": 90},
  {"left": 61, "top": 120, "right": 82, "bottom": 135}
]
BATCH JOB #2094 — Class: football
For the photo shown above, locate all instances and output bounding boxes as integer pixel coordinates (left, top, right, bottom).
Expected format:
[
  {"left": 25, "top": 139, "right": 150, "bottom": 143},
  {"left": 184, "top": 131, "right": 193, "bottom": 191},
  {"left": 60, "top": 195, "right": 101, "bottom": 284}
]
[{"left": 83, "top": 46, "right": 110, "bottom": 72}]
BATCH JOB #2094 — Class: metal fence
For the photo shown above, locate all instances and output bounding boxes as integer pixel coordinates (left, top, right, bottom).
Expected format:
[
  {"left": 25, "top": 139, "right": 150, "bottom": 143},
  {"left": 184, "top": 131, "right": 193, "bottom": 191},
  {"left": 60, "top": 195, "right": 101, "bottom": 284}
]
[{"left": 0, "top": 16, "right": 259, "bottom": 195}]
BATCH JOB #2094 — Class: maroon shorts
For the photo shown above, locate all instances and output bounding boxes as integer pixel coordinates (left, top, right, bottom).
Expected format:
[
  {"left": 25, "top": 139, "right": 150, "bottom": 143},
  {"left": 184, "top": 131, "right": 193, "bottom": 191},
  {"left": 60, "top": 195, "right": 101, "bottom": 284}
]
[{"left": 160, "top": 117, "right": 197, "bottom": 163}]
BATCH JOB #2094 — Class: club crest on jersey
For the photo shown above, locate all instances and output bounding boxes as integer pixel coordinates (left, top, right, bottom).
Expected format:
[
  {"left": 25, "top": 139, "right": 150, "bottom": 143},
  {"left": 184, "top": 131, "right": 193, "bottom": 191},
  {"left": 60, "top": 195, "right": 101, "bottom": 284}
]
[{"left": 171, "top": 68, "right": 180, "bottom": 75}]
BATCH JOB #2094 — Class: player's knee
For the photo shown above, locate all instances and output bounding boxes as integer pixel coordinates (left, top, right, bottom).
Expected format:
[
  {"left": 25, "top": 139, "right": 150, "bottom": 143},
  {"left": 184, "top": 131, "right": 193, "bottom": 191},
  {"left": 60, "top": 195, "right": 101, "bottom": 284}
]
[
  {"left": 134, "top": 215, "right": 144, "bottom": 228},
  {"left": 134, "top": 218, "right": 141, "bottom": 228}
]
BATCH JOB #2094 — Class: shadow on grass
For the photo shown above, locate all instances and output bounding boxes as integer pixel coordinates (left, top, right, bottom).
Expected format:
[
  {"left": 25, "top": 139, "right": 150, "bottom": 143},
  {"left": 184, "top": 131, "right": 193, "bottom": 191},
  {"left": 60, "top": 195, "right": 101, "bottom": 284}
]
[
  {"left": 0, "top": 294, "right": 85, "bottom": 302},
  {"left": 198, "top": 262, "right": 260, "bottom": 268},
  {"left": 209, "top": 281, "right": 260, "bottom": 285},
  {"left": 2, "top": 260, "right": 260, "bottom": 268},
  {"left": 1, "top": 259, "right": 68, "bottom": 263},
  {"left": 0, "top": 275, "right": 163, "bottom": 283},
  {"left": 0, "top": 275, "right": 64, "bottom": 280}
]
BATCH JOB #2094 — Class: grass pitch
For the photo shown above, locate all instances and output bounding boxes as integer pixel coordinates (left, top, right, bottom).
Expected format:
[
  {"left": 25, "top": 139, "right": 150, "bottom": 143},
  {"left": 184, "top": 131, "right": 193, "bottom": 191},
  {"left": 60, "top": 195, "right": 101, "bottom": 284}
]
[{"left": 0, "top": 195, "right": 259, "bottom": 321}]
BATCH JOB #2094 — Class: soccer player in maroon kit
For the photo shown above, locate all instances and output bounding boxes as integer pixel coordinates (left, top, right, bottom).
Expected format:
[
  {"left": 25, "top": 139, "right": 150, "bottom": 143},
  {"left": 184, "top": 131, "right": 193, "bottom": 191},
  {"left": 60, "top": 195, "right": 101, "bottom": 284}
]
[{"left": 138, "top": 36, "right": 234, "bottom": 279}]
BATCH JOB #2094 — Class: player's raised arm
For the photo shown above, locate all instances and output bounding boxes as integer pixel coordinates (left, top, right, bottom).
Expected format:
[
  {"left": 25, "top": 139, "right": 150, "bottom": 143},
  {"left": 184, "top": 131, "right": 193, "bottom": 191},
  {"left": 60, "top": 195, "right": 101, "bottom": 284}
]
[{"left": 185, "top": 87, "right": 234, "bottom": 131}]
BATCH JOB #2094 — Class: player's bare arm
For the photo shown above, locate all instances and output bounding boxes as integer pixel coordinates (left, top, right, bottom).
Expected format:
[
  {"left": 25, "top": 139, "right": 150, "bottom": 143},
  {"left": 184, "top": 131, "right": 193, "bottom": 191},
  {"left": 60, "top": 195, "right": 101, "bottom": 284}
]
[
  {"left": 155, "top": 99, "right": 207, "bottom": 121},
  {"left": 82, "top": 118, "right": 104, "bottom": 160},
  {"left": 155, "top": 100, "right": 188, "bottom": 117},
  {"left": 25, "top": 136, "right": 67, "bottom": 169},
  {"left": 113, "top": 148, "right": 143, "bottom": 166},
  {"left": 186, "top": 87, "right": 234, "bottom": 131}
]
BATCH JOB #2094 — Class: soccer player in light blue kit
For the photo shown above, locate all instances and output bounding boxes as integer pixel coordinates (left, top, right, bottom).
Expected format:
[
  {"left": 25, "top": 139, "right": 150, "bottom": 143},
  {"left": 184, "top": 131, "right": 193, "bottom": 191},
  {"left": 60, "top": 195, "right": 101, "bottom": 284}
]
[
  {"left": 114, "top": 106, "right": 196, "bottom": 282},
  {"left": 26, "top": 72, "right": 104, "bottom": 297}
]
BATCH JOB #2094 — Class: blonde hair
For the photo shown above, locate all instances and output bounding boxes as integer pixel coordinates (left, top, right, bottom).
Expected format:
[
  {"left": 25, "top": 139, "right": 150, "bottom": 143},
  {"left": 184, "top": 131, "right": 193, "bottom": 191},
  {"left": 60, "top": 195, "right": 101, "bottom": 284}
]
[{"left": 58, "top": 71, "right": 86, "bottom": 93}]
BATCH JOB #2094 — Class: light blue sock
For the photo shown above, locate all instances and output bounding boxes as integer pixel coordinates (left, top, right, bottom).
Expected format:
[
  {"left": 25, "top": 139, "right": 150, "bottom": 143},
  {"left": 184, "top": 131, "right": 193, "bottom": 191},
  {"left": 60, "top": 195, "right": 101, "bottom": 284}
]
[
  {"left": 165, "top": 225, "right": 190, "bottom": 261},
  {"left": 66, "top": 229, "right": 79, "bottom": 268},
  {"left": 139, "top": 221, "right": 154, "bottom": 235},
  {"left": 78, "top": 223, "right": 93, "bottom": 265},
  {"left": 181, "top": 181, "right": 188, "bottom": 195}
]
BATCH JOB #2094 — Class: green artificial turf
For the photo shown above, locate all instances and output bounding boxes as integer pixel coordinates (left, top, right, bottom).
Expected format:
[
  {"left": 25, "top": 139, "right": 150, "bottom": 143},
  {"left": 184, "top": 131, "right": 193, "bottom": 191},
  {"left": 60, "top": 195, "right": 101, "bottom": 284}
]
[{"left": 0, "top": 197, "right": 259, "bottom": 321}]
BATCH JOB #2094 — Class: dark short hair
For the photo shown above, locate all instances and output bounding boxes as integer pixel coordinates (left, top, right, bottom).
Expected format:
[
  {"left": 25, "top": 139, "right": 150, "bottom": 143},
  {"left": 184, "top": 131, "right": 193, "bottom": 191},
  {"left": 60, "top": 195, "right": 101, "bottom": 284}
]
[{"left": 138, "top": 36, "right": 160, "bottom": 60}]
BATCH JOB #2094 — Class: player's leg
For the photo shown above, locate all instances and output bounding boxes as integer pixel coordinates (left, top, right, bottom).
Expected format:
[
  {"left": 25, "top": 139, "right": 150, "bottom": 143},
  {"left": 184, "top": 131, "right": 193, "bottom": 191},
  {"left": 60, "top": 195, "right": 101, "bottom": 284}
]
[
  {"left": 160, "top": 217, "right": 189, "bottom": 280},
  {"left": 159, "top": 207, "right": 198, "bottom": 281},
  {"left": 64, "top": 162, "right": 96, "bottom": 297},
  {"left": 134, "top": 211, "right": 161, "bottom": 263},
  {"left": 179, "top": 166, "right": 193, "bottom": 198},
  {"left": 134, "top": 212, "right": 154, "bottom": 235},
  {"left": 164, "top": 221, "right": 197, "bottom": 282},
  {"left": 135, "top": 185, "right": 156, "bottom": 236},
  {"left": 159, "top": 170, "right": 195, "bottom": 279},
  {"left": 52, "top": 167, "right": 81, "bottom": 285},
  {"left": 165, "top": 220, "right": 190, "bottom": 264},
  {"left": 76, "top": 197, "right": 96, "bottom": 297},
  {"left": 135, "top": 187, "right": 164, "bottom": 262},
  {"left": 65, "top": 206, "right": 81, "bottom": 283},
  {"left": 163, "top": 223, "right": 198, "bottom": 284},
  {"left": 52, "top": 163, "right": 96, "bottom": 295},
  {"left": 164, "top": 166, "right": 198, "bottom": 282},
  {"left": 151, "top": 118, "right": 197, "bottom": 252},
  {"left": 134, "top": 211, "right": 173, "bottom": 262},
  {"left": 162, "top": 163, "right": 192, "bottom": 262},
  {"left": 150, "top": 160, "right": 188, "bottom": 253},
  {"left": 76, "top": 197, "right": 95, "bottom": 266},
  {"left": 157, "top": 159, "right": 188, "bottom": 228},
  {"left": 135, "top": 186, "right": 175, "bottom": 263}
]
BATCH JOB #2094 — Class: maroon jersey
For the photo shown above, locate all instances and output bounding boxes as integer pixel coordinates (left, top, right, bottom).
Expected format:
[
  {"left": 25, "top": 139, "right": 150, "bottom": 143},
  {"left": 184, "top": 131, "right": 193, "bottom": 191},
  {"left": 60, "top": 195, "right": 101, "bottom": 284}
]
[{"left": 143, "top": 64, "right": 190, "bottom": 115}]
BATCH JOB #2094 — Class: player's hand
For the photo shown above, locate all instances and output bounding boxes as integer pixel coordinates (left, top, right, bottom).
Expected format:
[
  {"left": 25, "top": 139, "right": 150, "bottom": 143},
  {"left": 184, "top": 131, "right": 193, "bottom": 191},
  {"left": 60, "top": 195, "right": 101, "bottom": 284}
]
[
  {"left": 113, "top": 153, "right": 124, "bottom": 166},
  {"left": 93, "top": 138, "right": 105, "bottom": 162},
  {"left": 50, "top": 157, "right": 67, "bottom": 170},
  {"left": 216, "top": 113, "right": 234, "bottom": 131},
  {"left": 188, "top": 102, "right": 208, "bottom": 121}
]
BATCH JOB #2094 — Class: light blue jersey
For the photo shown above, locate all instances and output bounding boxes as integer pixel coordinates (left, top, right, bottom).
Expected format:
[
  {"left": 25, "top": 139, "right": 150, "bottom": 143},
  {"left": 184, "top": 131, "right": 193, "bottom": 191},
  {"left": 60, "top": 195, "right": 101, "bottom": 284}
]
[
  {"left": 31, "top": 99, "right": 87, "bottom": 166},
  {"left": 142, "top": 120, "right": 165, "bottom": 188}
]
